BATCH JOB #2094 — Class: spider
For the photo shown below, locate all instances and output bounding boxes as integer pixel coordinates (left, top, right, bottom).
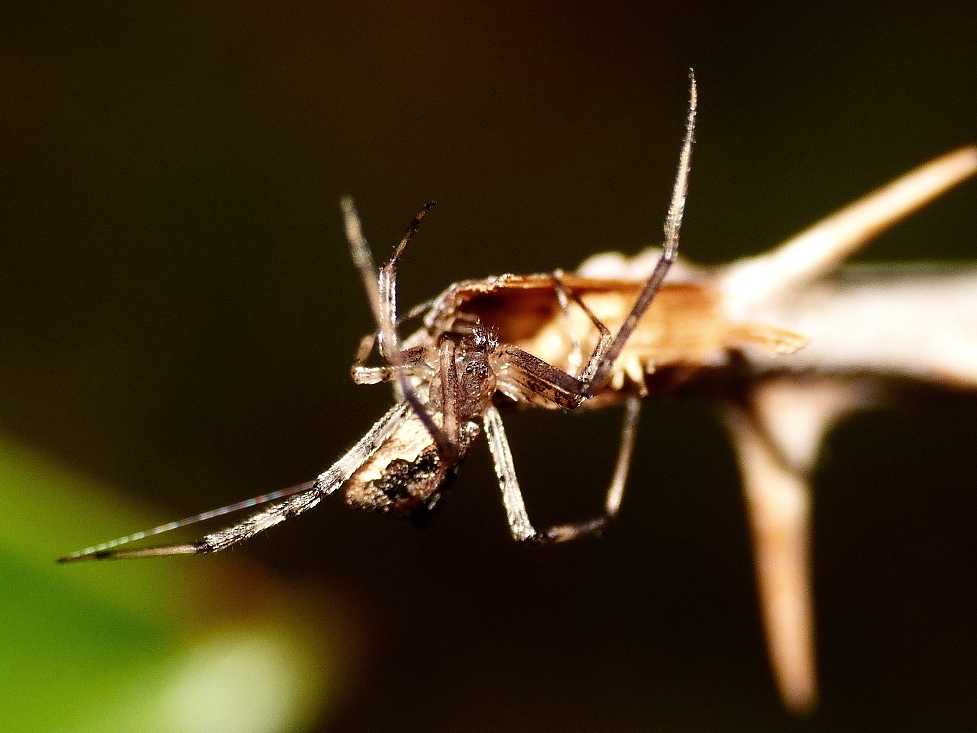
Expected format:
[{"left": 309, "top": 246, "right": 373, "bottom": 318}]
[{"left": 59, "top": 72, "right": 716, "bottom": 557}]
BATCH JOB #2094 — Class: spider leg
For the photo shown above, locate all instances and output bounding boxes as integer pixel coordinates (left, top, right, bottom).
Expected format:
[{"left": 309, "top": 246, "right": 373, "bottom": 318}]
[
  {"left": 482, "top": 397, "right": 641, "bottom": 543},
  {"left": 351, "top": 344, "right": 429, "bottom": 385},
  {"left": 59, "top": 401, "right": 410, "bottom": 561},
  {"left": 551, "top": 270, "right": 585, "bottom": 375},
  {"left": 342, "top": 195, "right": 387, "bottom": 334},
  {"left": 376, "top": 201, "right": 436, "bottom": 359},
  {"left": 492, "top": 284, "right": 615, "bottom": 411},
  {"left": 586, "top": 70, "right": 697, "bottom": 395},
  {"left": 495, "top": 344, "right": 589, "bottom": 410},
  {"left": 483, "top": 405, "right": 536, "bottom": 541},
  {"left": 341, "top": 198, "right": 455, "bottom": 459},
  {"left": 73, "top": 487, "right": 328, "bottom": 560},
  {"left": 492, "top": 298, "right": 619, "bottom": 412},
  {"left": 351, "top": 299, "right": 436, "bottom": 398},
  {"left": 552, "top": 270, "right": 612, "bottom": 384},
  {"left": 57, "top": 479, "right": 317, "bottom": 562}
]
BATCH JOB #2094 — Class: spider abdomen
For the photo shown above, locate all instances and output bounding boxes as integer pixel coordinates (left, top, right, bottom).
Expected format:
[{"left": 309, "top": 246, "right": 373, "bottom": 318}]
[{"left": 342, "top": 412, "right": 477, "bottom": 517}]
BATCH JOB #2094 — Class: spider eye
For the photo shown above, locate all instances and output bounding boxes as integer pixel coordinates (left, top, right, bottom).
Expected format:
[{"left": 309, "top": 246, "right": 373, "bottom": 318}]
[{"left": 469, "top": 324, "right": 491, "bottom": 348}]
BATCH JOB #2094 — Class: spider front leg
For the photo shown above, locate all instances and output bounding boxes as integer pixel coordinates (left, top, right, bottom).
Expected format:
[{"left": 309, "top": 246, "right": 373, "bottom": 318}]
[
  {"left": 349, "top": 299, "right": 436, "bottom": 397},
  {"left": 341, "top": 197, "right": 455, "bottom": 459},
  {"left": 483, "top": 397, "right": 640, "bottom": 544}
]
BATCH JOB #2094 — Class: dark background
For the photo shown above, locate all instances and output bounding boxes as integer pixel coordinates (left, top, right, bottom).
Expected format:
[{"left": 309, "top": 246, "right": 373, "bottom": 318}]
[{"left": 3, "top": 4, "right": 977, "bottom": 731}]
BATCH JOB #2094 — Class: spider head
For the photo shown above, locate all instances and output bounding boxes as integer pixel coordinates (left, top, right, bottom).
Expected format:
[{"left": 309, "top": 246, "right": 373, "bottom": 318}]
[
  {"left": 452, "top": 321, "right": 500, "bottom": 418},
  {"left": 465, "top": 321, "right": 500, "bottom": 354}
]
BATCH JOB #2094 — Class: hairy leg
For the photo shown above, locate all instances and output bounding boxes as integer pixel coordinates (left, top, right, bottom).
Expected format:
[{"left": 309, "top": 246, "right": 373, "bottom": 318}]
[
  {"left": 551, "top": 270, "right": 612, "bottom": 382},
  {"left": 351, "top": 343, "right": 429, "bottom": 385},
  {"left": 341, "top": 198, "right": 454, "bottom": 458},
  {"left": 350, "top": 298, "right": 435, "bottom": 398},
  {"left": 59, "top": 402, "right": 411, "bottom": 561},
  {"left": 482, "top": 398, "right": 641, "bottom": 543},
  {"left": 586, "top": 71, "right": 697, "bottom": 395}
]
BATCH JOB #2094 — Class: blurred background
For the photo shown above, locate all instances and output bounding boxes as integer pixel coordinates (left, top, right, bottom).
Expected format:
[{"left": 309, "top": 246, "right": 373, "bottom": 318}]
[{"left": 2, "top": 3, "right": 976, "bottom": 731}]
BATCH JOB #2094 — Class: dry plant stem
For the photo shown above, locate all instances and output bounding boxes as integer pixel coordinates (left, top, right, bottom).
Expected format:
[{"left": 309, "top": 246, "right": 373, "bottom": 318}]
[
  {"left": 723, "top": 379, "right": 875, "bottom": 713},
  {"left": 725, "top": 404, "right": 816, "bottom": 714},
  {"left": 748, "top": 264, "right": 977, "bottom": 386},
  {"left": 720, "top": 146, "right": 977, "bottom": 310},
  {"left": 713, "top": 148, "right": 977, "bottom": 713}
]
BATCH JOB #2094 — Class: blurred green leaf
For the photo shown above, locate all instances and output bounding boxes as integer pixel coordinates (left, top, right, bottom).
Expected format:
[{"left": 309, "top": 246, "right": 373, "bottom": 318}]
[{"left": 0, "top": 435, "right": 338, "bottom": 732}]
